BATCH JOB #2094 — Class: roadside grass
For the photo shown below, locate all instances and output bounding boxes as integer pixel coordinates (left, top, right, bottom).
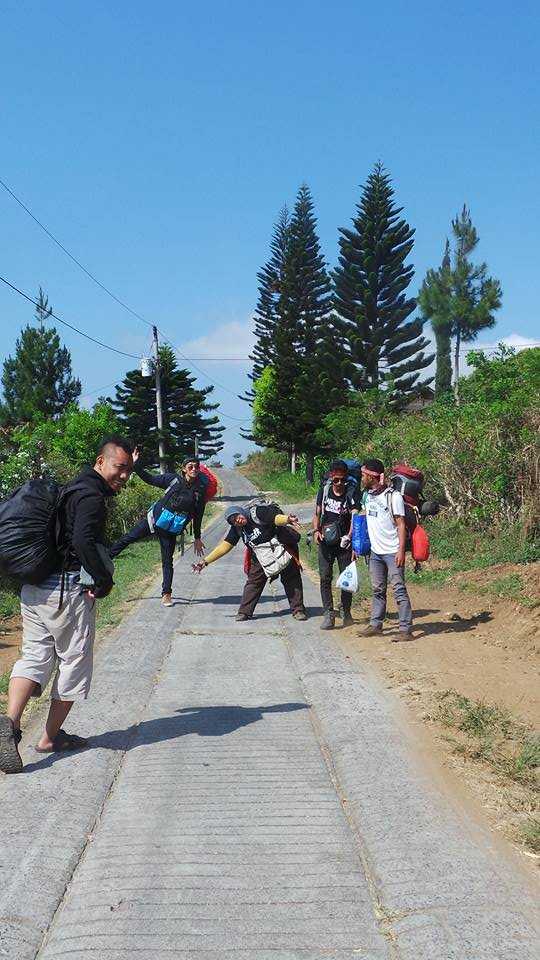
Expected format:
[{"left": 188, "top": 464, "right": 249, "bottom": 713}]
[
  {"left": 404, "top": 518, "right": 538, "bottom": 606},
  {"left": 96, "top": 539, "right": 161, "bottom": 630},
  {"left": 240, "top": 453, "right": 317, "bottom": 503},
  {"left": 430, "top": 689, "right": 540, "bottom": 854},
  {"left": 0, "top": 577, "right": 19, "bottom": 621},
  {"left": 520, "top": 819, "right": 540, "bottom": 854}
]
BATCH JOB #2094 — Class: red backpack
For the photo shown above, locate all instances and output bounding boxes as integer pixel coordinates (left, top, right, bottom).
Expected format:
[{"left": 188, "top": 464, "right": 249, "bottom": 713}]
[
  {"left": 199, "top": 464, "right": 218, "bottom": 502},
  {"left": 388, "top": 464, "right": 431, "bottom": 565}
]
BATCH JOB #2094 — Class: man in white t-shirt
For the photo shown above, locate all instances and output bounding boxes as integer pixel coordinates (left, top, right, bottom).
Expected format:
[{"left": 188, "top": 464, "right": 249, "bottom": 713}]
[{"left": 360, "top": 458, "right": 413, "bottom": 639}]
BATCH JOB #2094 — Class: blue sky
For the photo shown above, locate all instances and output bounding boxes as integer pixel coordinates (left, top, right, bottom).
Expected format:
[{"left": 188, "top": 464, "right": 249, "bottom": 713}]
[{"left": 1, "top": 1, "right": 538, "bottom": 463}]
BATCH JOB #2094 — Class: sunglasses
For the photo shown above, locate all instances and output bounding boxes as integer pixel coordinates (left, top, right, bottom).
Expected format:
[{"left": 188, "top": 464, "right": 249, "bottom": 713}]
[{"left": 332, "top": 476, "right": 347, "bottom": 484}]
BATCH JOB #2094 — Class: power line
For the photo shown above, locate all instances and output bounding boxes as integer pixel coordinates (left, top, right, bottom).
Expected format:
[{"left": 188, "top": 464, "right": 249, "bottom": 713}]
[
  {"left": 0, "top": 275, "right": 139, "bottom": 359},
  {"left": 0, "top": 177, "right": 154, "bottom": 329},
  {"left": 0, "top": 175, "right": 253, "bottom": 401}
]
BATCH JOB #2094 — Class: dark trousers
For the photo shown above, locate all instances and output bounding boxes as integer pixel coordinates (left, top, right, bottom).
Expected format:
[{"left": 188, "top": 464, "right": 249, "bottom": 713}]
[
  {"left": 239, "top": 553, "right": 304, "bottom": 618},
  {"left": 109, "top": 517, "right": 177, "bottom": 596},
  {"left": 318, "top": 541, "right": 353, "bottom": 614}
]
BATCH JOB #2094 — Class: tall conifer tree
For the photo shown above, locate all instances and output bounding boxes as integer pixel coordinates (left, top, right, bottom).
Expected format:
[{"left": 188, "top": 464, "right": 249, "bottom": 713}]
[
  {"left": 333, "top": 163, "right": 433, "bottom": 401},
  {"left": 418, "top": 240, "right": 453, "bottom": 396},
  {"left": 242, "top": 207, "right": 291, "bottom": 404},
  {"left": 112, "top": 346, "right": 224, "bottom": 468},
  {"left": 248, "top": 186, "right": 347, "bottom": 474},
  {"left": 419, "top": 207, "right": 502, "bottom": 401},
  {"left": 286, "top": 184, "right": 347, "bottom": 479},
  {"left": 0, "top": 287, "right": 81, "bottom": 426}
]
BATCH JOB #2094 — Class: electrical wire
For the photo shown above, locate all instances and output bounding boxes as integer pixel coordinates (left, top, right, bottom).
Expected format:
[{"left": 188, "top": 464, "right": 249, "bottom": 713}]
[
  {"left": 0, "top": 275, "right": 139, "bottom": 359},
  {"left": 0, "top": 175, "right": 255, "bottom": 400},
  {"left": 0, "top": 177, "right": 154, "bottom": 329}
]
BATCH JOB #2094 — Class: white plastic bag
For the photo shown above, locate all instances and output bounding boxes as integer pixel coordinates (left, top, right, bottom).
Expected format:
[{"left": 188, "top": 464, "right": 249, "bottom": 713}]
[{"left": 336, "top": 560, "right": 358, "bottom": 593}]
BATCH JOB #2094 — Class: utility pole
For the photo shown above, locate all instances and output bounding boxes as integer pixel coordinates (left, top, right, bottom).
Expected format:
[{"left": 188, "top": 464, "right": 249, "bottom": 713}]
[
  {"left": 194, "top": 435, "right": 199, "bottom": 458},
  {"left": 152, "top": 326, "right": 167, "bottom": 473}
]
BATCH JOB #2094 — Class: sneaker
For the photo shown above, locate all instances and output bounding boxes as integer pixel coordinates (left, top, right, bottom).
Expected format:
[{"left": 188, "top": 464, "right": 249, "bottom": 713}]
[
  {"left": 363, "top": 624, "right": 383, "bottom": 636},
  {"left": 161, "top": 593, "right": 174, "bottom": 607},
  {"left": 235, "top": 613, "right": 250, "bottom": 622},
  {"left": 292, "top": 610, "right": 308, "bottom": 621},
  {"left": 320, "top": 611, "right": 335, "bottom": 630},
  {"left": 342, "top": 612, "right": 354, "bottom": 627},
  {"left": 0, "top": 716, "right": 23, "bottom": 774}
]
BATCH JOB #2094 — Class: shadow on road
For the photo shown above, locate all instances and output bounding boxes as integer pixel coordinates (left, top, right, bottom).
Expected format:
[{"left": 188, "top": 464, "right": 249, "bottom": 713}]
[{"left": 23, "top": 702, "right": 309, "bottom": 773}]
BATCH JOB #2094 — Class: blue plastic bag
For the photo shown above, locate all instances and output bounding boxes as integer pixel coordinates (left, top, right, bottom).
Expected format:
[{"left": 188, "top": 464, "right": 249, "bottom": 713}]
[{"left": 352, "top": 513, "right": 371, "bottom": 556}]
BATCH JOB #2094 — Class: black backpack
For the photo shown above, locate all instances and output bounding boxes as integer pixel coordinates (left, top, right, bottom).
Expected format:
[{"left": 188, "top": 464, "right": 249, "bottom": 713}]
[{"left": 0, "top": 477, "right": 80, "bottom": 584}]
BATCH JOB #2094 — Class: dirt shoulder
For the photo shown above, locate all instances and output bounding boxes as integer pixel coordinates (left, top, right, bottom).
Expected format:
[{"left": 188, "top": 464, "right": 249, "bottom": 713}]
[
  {"left": 301, "top": 545, "right": 540, "bottom": 860},
  {"left": 343, "top": 568, "right": 539, "bottom": 726}
]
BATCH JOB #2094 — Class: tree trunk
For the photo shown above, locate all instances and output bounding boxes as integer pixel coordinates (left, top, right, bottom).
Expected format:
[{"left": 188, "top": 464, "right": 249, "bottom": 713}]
[
  {"left": 453, "top": 326, "right": 461, "bottom": 403},
  {"left": 305, "top": 453, "right": 314, "bottom": 484},
  {"left": 434, "top": 323, "right": 452, "bottom": 396},
  {"left": 290, "top": 443, "right": 297, "bottom": 474}
]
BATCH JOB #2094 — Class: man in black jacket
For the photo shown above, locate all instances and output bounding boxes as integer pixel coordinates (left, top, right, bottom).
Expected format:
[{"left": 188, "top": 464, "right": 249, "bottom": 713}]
[
  {"left": 109, "top": 447, "right": 206, "bottom": 606},
  {"left": 0, "top": 436, "right": 133, "bottom": 773}
]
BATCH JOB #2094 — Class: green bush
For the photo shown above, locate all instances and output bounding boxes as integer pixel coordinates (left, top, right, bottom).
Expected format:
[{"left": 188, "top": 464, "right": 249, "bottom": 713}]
[{"left": 319, "top": 347, "right": 540, "bottom": 535}]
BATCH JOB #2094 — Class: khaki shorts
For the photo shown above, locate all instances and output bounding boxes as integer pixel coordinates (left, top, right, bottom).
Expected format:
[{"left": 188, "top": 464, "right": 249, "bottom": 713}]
[{"left": 11, "top": 575, "right": 96, "bottom": 701}]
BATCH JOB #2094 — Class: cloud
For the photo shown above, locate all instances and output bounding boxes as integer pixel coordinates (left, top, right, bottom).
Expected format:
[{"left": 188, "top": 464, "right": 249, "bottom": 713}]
[
  {"left": 492, "top": 333, "right": 540, "bottom": 351},
  {"left": 176, "top": 319, "right": 256, "bottom": 362}
]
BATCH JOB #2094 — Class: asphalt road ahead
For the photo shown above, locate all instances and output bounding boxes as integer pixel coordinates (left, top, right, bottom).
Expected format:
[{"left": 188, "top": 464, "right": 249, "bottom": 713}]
[{"left": 0, "top": 470, "right": 538, "bottom": 959}]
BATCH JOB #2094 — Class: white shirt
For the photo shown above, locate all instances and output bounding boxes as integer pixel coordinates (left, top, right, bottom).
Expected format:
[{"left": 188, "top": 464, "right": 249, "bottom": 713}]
[{"left": 364, "top": 489, "right": 405, "bottom": 555}]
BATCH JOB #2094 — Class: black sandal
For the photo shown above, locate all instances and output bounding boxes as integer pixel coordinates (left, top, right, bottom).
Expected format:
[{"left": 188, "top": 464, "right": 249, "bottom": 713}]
[
  {"left": 0, "top": 715, "right": 23, "bottom": 774},
  {"left": 34, "top": 729, "right": 89, "bottom": 754}
]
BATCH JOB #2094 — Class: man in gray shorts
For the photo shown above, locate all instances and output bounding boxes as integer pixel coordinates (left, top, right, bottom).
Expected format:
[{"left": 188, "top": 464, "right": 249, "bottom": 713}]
[{"left": 0, "top": 436, "right": 133, "bottom": 774}]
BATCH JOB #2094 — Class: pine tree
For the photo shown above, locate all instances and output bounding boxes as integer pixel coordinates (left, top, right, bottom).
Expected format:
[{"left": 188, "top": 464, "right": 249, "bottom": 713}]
[
  {"left": 285, "top": 184, "right": 347, "bottom": 480},
  {"left": 418, "top": 240, "right": 453, "bottom": 396},
  {"left": 0, "top": 287, "right": 81, "bottom": 426},
  {"left": 242, "top": 207, "right": 291, "bottom": 405},
  {"left": 112, "top": 346, "right": 224, "bottom": 468},
  {"left": 248, "top": 186, "right": 348, "bottom": 476},
  {"left": 333, "top": 163, "right": 434, "bottom": 402},
  {"left": 446, "top": 206, "right": 502, "bottom": 400},
  {"left": 419, "top": 207, "right": 502, "bottom": 401}
]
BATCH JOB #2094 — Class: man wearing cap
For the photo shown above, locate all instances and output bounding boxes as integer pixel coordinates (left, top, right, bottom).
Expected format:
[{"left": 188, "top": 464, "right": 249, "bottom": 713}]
[
  {"left": 109, "top": 446, "right": 206, "bottom": 606},
  {"left": 312, "top": 459, "right": 360, "bottom": 630},
  {"left": 193, "top": 503, "right": 307, "bottom": 622}
]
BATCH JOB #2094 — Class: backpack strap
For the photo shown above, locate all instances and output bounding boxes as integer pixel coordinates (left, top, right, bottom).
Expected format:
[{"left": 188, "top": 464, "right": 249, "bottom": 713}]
[
  {"left": 385, "top": 488, "right": 396, "bottom": 526},
  {"left": 321, "top": 479, "right": 332, "bottom": 517}
]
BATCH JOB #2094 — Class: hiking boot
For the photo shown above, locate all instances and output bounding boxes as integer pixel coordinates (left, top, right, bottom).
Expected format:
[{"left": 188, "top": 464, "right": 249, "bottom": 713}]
[
  {"left": 161, "top": 593, "right": 174, "bottom": 607},
  {"left": 320, "top": 611, "right": 335, "bottom": 630},
  {"left": 342, "top": 612, "right": 354, "bottom": 627},
  {"left": 0, "top": 716, "right": 23, "bottom": 774},
  {"left": 393, "top": 629, "right": 415, "bottom": 642},
  {"left": 235, "top": 613, "right": 250, "bottom": 622},
  {"left": 292, "top": 610, "right": 308, "bottom": 621},
  {"left": 363, "top": 624, "right": 383, "bottom": 636}
]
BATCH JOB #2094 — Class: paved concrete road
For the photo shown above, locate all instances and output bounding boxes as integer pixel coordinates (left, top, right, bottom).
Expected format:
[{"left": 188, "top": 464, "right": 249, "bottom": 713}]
[{"left": 1, "top": 471, "right": 538, "bottom": 959}]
